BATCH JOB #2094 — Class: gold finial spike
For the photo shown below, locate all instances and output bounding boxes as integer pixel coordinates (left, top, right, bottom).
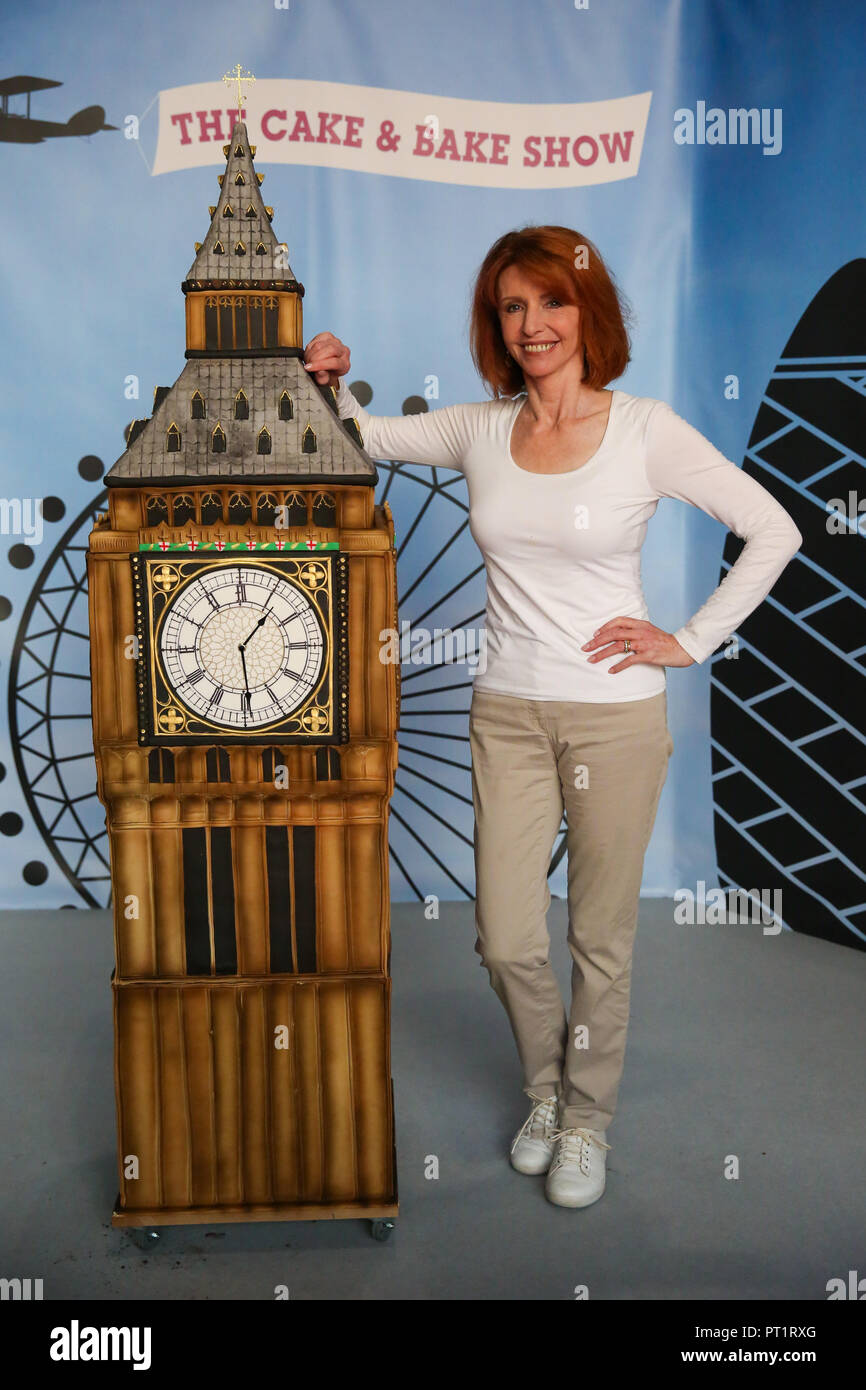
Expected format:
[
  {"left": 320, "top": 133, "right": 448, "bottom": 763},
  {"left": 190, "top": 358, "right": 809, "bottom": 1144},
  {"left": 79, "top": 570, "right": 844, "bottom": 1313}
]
[{"left": 222, "top": 63, "right": 256, "bottom": 119}]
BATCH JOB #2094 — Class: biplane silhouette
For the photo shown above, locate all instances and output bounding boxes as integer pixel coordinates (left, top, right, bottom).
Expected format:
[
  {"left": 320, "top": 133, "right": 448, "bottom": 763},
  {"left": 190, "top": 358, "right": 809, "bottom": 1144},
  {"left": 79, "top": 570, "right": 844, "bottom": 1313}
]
[{"left": 0, "top": 75, "right": 116, "bottom": 142}]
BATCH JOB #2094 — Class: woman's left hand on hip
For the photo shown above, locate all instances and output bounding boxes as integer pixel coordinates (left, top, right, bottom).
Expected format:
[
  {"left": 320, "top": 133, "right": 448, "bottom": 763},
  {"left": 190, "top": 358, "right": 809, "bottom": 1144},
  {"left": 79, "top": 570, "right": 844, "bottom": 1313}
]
[{"left": 581, "top": 619, "right": 695, "bottom": 673}]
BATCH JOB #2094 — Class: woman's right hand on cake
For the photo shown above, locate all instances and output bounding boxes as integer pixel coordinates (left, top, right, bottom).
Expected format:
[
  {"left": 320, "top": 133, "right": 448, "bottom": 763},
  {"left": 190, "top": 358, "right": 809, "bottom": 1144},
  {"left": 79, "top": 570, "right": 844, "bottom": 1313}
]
[{"left": 303, "top": 332, "right": 351, "bottom": 386}]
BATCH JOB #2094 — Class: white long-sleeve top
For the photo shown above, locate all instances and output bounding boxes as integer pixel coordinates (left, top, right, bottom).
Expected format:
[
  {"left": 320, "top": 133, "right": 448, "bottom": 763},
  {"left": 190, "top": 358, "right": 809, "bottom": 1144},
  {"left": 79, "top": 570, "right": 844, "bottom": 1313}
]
[{"left": 335, "top": 379, "right": 802, "bottom": 703}]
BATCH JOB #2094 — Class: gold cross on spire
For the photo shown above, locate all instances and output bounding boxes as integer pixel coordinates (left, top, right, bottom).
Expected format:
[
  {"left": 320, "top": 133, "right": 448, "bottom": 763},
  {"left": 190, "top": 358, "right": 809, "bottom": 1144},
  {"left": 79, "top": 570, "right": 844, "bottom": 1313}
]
[{"left": 222, "top": 64, "right": 256, "bottom": 114}]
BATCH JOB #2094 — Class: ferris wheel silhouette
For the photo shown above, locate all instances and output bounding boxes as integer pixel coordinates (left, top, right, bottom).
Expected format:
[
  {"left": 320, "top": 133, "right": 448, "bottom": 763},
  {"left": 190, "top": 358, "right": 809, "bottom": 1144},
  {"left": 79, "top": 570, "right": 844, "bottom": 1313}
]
[{"left": 7, "top": 386, "right": 569, "bottom": 907}]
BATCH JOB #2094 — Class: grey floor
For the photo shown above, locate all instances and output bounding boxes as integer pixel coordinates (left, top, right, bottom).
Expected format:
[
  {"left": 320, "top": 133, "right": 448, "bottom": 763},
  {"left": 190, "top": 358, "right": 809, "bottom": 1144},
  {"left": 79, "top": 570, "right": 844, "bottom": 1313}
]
[{"left": 0, "top": 900, "right": 862, "bottom": 1301}]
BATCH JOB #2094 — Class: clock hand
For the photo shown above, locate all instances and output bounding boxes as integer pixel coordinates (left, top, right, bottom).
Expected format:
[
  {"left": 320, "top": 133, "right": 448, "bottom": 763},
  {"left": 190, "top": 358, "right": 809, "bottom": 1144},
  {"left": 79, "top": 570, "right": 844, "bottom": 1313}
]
[
  {"left": 239, "top": 614, "right": 268, "bottom": 650},
  {"left": 238, "top": 646, "right": 252, "bottom": 721}
]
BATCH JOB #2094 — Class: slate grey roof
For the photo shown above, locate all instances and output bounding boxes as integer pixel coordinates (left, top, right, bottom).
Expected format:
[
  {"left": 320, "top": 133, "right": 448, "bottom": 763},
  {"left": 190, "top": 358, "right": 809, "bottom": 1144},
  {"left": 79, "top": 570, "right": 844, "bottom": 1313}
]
[
  {"left": 106, "top": 357, "right": 377, "bottom": 484},
  {"left": 106, "top": 119, "right": 376, "bottom": 486},
  {"left": 184, "top": 121, "right": 296, "bottom": 285}
]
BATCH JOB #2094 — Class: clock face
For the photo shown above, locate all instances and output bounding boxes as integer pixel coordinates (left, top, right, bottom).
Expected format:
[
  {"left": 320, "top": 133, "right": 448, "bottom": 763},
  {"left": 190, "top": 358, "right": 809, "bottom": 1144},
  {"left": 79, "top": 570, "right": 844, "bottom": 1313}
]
[
  {"left": 132, "top": 552, "right": 349, "bottom": 744},
  {"left": 159, "top": 566, "right": 324, "bottom": 730}
]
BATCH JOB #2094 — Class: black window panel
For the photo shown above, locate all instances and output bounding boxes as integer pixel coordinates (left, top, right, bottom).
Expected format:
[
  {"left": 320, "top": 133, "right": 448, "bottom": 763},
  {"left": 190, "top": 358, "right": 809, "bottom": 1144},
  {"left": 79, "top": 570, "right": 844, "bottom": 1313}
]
[
  {"left": 288, "top": 496, "right": 308, "bottom": 526},
  {"left": 182, "top": 829, "right": 211, "bottom": 975},
  {"left": 312, "top": 493, "right": 336, "bottom": 526},
  {"left": 219, "top": 303, "right": 233, "bottom": 347},
  {"left": 292, "top": 826, "right": 317, "bottom": 973},
  {"left": 266, "top": 826, "right": 293, "bottom": 973},
  {"left": 172, "top": 496, "right": 195, "bottom": 525},
  {"left": 234, "top": 298, "right": 249, "bottom": 350},
  {"left": 229, "top": 493, "right": 251, "bottom": 522},
  {"left": 264, "top": 305, "right": 279, "bottom": 345},
  {"left": 210, "top": 827, "right": 237, "bottom": 975},
  {"left": 257, "top": 494, "right": 277, "bottom": 526},
  {"left": 204, "top": 749, "right": 231, "bottom": 781},
  {"left": 234, "top": 393, "right": 249, "bottom": 420},
  {"left": 212, "top": 427, "right": 226, "bottom": 453},
  {"left": 257, "top": 429, "right": 271, "bottom": 456},
  {"left": 148, "top": 748, "right": 162, "bottom": 781},
  {"left": 302, "top": 426, "right": 317, "bottom": 455},
  {"left": 146, "top": 496, "right": 169, "bottom": 524},
  {"left": 191, "top": 393, "right": 206, "bottom": 419},
  {"left": 249, "top": 301, "right": 263, "bottom": 349},
  {"left": 278, "top": 392, "right": 293, "bottom": 421},
  {"left": 201, "top": 494, "right": 222, "bottom": 524},
  {"left": 205, "top": 304, "right": 219, "bottom": 349},
  {"left": 315, "top": 747, "right": 329, "bottom": 779}
]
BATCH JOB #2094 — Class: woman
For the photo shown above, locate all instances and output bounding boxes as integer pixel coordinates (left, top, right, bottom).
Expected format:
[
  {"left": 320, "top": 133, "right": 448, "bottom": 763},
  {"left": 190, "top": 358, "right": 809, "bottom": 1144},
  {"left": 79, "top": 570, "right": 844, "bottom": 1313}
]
[{"left": 302, "top": 225, "right": 802, "bottom": 1210}]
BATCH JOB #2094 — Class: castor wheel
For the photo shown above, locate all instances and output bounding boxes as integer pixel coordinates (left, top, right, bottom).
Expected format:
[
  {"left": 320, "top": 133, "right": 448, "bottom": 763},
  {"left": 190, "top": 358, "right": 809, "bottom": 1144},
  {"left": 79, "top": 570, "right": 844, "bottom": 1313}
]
[
  {"left": 127, "top": 1228, "right": 161, "bottom": 1250},
  {"left": 369, "top": 1219, "right": 395, "bottom": 1242}
]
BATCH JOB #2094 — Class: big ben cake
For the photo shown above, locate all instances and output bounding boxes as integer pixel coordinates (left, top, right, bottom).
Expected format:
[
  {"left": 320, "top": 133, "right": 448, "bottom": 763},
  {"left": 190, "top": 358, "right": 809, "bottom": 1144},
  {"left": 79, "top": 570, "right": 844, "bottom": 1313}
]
[{"left": 87, "top": 119, "right": 399, "bottom": 1235}]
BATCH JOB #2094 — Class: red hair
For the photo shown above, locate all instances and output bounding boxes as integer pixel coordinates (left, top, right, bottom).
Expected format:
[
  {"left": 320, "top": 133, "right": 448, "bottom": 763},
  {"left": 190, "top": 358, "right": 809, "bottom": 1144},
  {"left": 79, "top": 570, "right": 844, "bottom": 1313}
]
[{"left": 468, "top": 225, "right": 632, "bottom": 397}]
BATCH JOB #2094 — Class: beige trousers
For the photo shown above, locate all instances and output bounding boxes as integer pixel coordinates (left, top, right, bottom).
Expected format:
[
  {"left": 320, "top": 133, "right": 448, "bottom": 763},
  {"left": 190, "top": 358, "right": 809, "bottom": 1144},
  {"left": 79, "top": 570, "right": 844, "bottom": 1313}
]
[{"left": 469, "top": 686, "right": 674, "bottom": 1133}]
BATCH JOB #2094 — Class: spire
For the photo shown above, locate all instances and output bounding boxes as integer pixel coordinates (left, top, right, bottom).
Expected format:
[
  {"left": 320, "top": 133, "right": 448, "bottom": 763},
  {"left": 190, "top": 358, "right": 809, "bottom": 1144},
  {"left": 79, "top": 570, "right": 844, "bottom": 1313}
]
[
  {"left": 106, "top": 104, "right": 377, "bottom": 487},
  {"left": 183, "top": 121, "right": 300, "bottom": 289}
]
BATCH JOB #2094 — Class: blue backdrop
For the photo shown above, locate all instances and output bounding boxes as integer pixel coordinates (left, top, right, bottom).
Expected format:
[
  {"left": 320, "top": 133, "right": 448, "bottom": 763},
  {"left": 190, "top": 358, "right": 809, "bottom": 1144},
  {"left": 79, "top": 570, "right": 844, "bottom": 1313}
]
[{"left": 1, "top": 0, "right": 863, "bottom": 943}]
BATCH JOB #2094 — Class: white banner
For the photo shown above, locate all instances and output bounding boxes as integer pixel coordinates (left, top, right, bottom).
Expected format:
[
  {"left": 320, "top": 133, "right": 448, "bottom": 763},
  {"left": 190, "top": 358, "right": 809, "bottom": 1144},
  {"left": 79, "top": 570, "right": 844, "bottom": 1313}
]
[{"left": 152, "top": 79, "right": 652, "bottom": 188}]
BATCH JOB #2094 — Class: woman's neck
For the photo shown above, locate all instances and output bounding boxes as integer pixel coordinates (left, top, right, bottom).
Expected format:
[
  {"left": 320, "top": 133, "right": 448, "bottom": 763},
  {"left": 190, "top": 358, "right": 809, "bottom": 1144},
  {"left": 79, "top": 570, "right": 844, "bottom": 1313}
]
[{"left": 520, "top": 366, "right": 603, "bottom": 428}]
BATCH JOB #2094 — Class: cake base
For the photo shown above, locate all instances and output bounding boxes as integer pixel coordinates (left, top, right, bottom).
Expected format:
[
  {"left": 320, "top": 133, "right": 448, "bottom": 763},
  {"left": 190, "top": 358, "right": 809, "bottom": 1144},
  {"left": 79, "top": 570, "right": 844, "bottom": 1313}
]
[{"left": 111, "top": 1196, "right": 398, "bottom": 1228}]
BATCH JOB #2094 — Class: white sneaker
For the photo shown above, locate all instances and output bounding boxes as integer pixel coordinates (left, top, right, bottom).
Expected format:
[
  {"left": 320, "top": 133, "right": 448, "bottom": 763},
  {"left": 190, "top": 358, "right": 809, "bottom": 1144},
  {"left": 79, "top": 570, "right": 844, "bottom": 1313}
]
[
  {"left": 545, "top": 1127, "right": 611, "bottom": 1208},
  {"left": 510, "top": 1092, "right": 559, "bottom": 1174}
]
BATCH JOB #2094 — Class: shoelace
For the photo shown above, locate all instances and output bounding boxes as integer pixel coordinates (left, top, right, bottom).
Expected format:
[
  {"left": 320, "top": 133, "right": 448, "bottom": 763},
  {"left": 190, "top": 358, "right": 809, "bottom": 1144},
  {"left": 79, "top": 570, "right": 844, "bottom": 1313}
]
[
  {"left": 548, "top": 1127, "right": 612, "bottom": 1176},
  {"left": 510, "top": 1093, "right": 558, "bottom": 1154}
]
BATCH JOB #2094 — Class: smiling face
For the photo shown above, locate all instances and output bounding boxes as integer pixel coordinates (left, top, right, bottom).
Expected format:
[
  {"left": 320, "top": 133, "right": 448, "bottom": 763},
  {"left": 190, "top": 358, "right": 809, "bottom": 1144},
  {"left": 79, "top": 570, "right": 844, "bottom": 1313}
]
[{"left": 496, "top": 263, "right": 584, "bottom": 383}]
